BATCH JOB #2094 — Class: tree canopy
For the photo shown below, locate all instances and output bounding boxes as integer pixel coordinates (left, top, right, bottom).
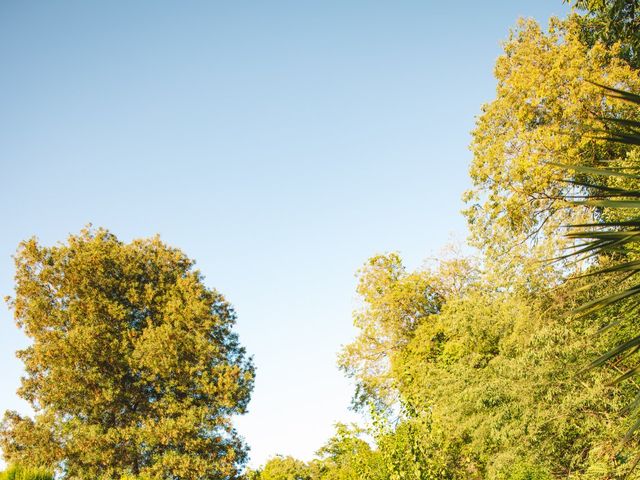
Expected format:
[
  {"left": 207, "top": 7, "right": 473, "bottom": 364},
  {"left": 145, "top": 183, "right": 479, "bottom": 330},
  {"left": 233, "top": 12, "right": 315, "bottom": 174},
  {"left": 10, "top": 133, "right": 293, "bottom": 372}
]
[
  {"left": 465, "top": 15, "right": 640, "bottom": 265},
  {"left": 569, "top": 0, "right": 640, "bottom": 66},
  {"left": 6, "top": 2, "right": 640, "bottom": 480},
  {"left": 249, "top": 6, "right": 640, "bottom": 480},
  {"left": 1, "top": 228, "right": 254, "bottom": 480}
]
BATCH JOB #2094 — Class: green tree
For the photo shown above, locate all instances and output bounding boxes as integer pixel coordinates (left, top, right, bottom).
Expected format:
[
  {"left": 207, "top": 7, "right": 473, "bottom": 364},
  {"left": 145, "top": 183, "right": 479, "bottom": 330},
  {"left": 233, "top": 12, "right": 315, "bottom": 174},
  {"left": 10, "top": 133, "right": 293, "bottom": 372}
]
[
  {"left": 465, "top": 15, "right": 640, "bottom": 267},
  {"left": 340, "top": 252, "right": 638, "bottom": 478},
  {"left": 247, "top": 456, "right": 311, "bottom": 480},
  {"left": 395, "top": 276, "right": 626, "bottom": 477},
  {"left": 0, "top": 465, "right": 53, "bottom": 480},
  {"left": 569, "top": 0, "right": 640, "bottom": 66},
  {"left": 248, "top": 425, "right": 385, "bottom": 480},
  {"left": 337, "top": 253, "right": 444, "bottom": 411},
  {"left": 312, "top": 423, "right": 384, "bottom": 480},
  {"left": 0, "top": 227, "right": 254, "bottom": 480},
  {"left": 467, "top": 0, "right": 640, "bottom": 463}
]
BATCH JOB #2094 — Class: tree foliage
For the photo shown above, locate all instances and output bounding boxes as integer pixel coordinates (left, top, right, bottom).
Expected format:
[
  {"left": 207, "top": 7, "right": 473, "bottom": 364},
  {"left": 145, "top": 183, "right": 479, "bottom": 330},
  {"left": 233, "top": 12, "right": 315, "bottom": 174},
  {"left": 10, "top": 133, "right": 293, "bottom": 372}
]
[
  {"left": 334, "top": 250, "right": 640, "bottom": 478},
  {"left": 569, "top": 0, "right": 640, "bottom": 66},
  {"left": 465, "top": 15, "right": 640, "bottom": 264},
  {"left": 246, "top": 456, "right": 311, "bottom": 480},
  {"left": 268, "top": 9, "right": 640, "bottom": 480},
  {"left": 0, "top": 465, "right": 53, "bottom": 480},
  {"left": 6, "top": 3, "right": 640, "bottom": 480},
  {"left": 337, "top": 253, "right": 444, "bottom": 410},
  {"left": 247, "top": 425, "right": 384, "bottom": 480},
  {"left": 0, "top": 228, "right": 254, "bottom": 480}
]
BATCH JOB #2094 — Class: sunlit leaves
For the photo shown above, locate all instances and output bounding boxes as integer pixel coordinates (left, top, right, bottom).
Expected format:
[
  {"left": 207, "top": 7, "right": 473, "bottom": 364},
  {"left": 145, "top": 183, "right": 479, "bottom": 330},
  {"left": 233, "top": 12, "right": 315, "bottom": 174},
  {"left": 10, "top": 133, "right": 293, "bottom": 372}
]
[{"left": 0, "top": 227, "right": 254, "bottom": 480}]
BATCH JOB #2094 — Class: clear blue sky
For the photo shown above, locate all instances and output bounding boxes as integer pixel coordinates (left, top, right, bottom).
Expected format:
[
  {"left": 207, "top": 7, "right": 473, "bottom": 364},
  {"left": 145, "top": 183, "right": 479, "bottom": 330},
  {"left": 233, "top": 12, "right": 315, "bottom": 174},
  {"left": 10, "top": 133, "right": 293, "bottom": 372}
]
[{"left": 0, "top": 0, "right": 569, "bottom": 469}]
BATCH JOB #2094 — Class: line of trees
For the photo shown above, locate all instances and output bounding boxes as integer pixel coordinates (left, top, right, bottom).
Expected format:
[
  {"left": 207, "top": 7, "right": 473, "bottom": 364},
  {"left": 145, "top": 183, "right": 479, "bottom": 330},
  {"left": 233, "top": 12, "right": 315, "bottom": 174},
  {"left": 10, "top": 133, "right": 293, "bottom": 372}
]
[
  {"left": 3, "top": 1, "right": 640, "bottom": 479},
  {"left": 249, "top": 2, "right": 640, "bottom": 479}
]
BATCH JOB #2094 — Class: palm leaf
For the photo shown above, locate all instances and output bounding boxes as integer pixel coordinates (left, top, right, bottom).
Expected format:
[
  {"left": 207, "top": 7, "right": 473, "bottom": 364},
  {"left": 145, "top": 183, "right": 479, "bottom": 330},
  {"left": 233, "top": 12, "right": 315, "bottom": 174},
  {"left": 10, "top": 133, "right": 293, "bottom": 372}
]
[{"left": 557, "top": 83, "right": 640, "bottom": 439}]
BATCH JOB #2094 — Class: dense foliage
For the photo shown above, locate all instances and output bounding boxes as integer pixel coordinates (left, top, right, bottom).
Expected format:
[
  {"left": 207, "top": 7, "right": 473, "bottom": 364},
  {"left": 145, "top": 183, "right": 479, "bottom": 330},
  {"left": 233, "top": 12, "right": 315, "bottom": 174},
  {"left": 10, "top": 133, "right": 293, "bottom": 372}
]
[
  {"left": 250, "top": 5, "right": 640, "bottom": 480},
  {"left": 4, "top": 2, "right": 640, "bottom": 480},
  {"left": 464, "top": 14, "right": 640, "bottom": 264},
  {"left": 0, "top": 228, "right": 254, "bottom": 480},
  {"left": 569, "top": 0, "right": 640, "bottom": 67},
  {"left": 0, "top": 465, "right": 53, "bottom": 480}
]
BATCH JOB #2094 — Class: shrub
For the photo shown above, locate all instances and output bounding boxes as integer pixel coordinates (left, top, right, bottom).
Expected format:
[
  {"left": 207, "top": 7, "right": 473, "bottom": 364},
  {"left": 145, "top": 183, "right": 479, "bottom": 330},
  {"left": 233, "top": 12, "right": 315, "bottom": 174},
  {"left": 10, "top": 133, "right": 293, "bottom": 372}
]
[
  {"left": 507, "top": 462, "right": 553, "bottom": 480},
  {"left": 0, "top": 465, "right": 53, "bottom": 480}
]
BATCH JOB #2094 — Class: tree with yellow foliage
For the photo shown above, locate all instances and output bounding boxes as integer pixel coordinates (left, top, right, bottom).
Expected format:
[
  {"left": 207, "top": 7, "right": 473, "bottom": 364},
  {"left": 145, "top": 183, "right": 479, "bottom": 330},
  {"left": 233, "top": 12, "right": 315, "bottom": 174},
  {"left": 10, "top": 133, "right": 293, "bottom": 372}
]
[
  {"left": 0, "top": 228, "right": 254, "bottom": 480},
  {"left": 466, "top": 15, "right": 640, "bottom": 265}
]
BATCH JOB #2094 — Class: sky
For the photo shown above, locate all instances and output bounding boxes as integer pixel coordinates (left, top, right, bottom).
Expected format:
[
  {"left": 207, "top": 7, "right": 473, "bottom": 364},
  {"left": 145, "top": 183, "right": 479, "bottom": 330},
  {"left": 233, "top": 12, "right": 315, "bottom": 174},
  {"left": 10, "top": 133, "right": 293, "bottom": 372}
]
[{"left": 0, "top": 0, "right": 569, "bottom": 469}]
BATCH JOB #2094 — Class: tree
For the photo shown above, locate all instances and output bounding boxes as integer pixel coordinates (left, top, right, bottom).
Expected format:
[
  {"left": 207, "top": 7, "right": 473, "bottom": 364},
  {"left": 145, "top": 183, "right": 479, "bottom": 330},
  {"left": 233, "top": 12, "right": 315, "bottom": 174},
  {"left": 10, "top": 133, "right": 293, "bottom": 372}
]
[
  {"left": 467, "top": 2, "right": 640, "bottom": 465},
  {"left": 337, "top": 253, "right": 443, "bottom": 411},
  {"left": 247, "top": 425, "right": 384, "bottom": 480},
  {"left": 465, "top": 15, "right": 640, "bottom": 266},
  {"left": 337, "top": 250, "right": 639, "bottom": 477},
  {"left": 394, "top": 275, "right": 631, "bottom": 478},
  {"left": 0, "top": 464, "right": 53, "bottom": 480},
  {"left": 569, "top": 0, "right": 640, "bottom": 67},
  {"left": 247, "top": 456, "right": 311, "bottom": 480},
  {"left": 0, "top": 227, "right": 254, "bottom": 480},
  {"left": 311, "top": 423, "right": 383, "bottom": 480}
]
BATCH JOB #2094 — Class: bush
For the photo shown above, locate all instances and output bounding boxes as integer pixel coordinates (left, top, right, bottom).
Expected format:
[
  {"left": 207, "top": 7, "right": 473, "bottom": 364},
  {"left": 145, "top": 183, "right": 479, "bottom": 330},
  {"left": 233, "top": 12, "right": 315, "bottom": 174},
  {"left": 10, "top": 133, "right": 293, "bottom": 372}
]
[
  {"left": 0, "top": 465, "right": 53, "bottom": 480},
  {"left": 507, "top": 462, "right": 552, "bottom": 480}
]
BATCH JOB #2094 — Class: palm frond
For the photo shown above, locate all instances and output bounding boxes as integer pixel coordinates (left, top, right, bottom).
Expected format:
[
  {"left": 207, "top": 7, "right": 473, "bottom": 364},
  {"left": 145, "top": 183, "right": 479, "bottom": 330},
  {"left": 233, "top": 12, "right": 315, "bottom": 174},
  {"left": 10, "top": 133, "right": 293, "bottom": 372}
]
[{"left": 557, "top": 83, "right": 640, "bottom": 439}]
